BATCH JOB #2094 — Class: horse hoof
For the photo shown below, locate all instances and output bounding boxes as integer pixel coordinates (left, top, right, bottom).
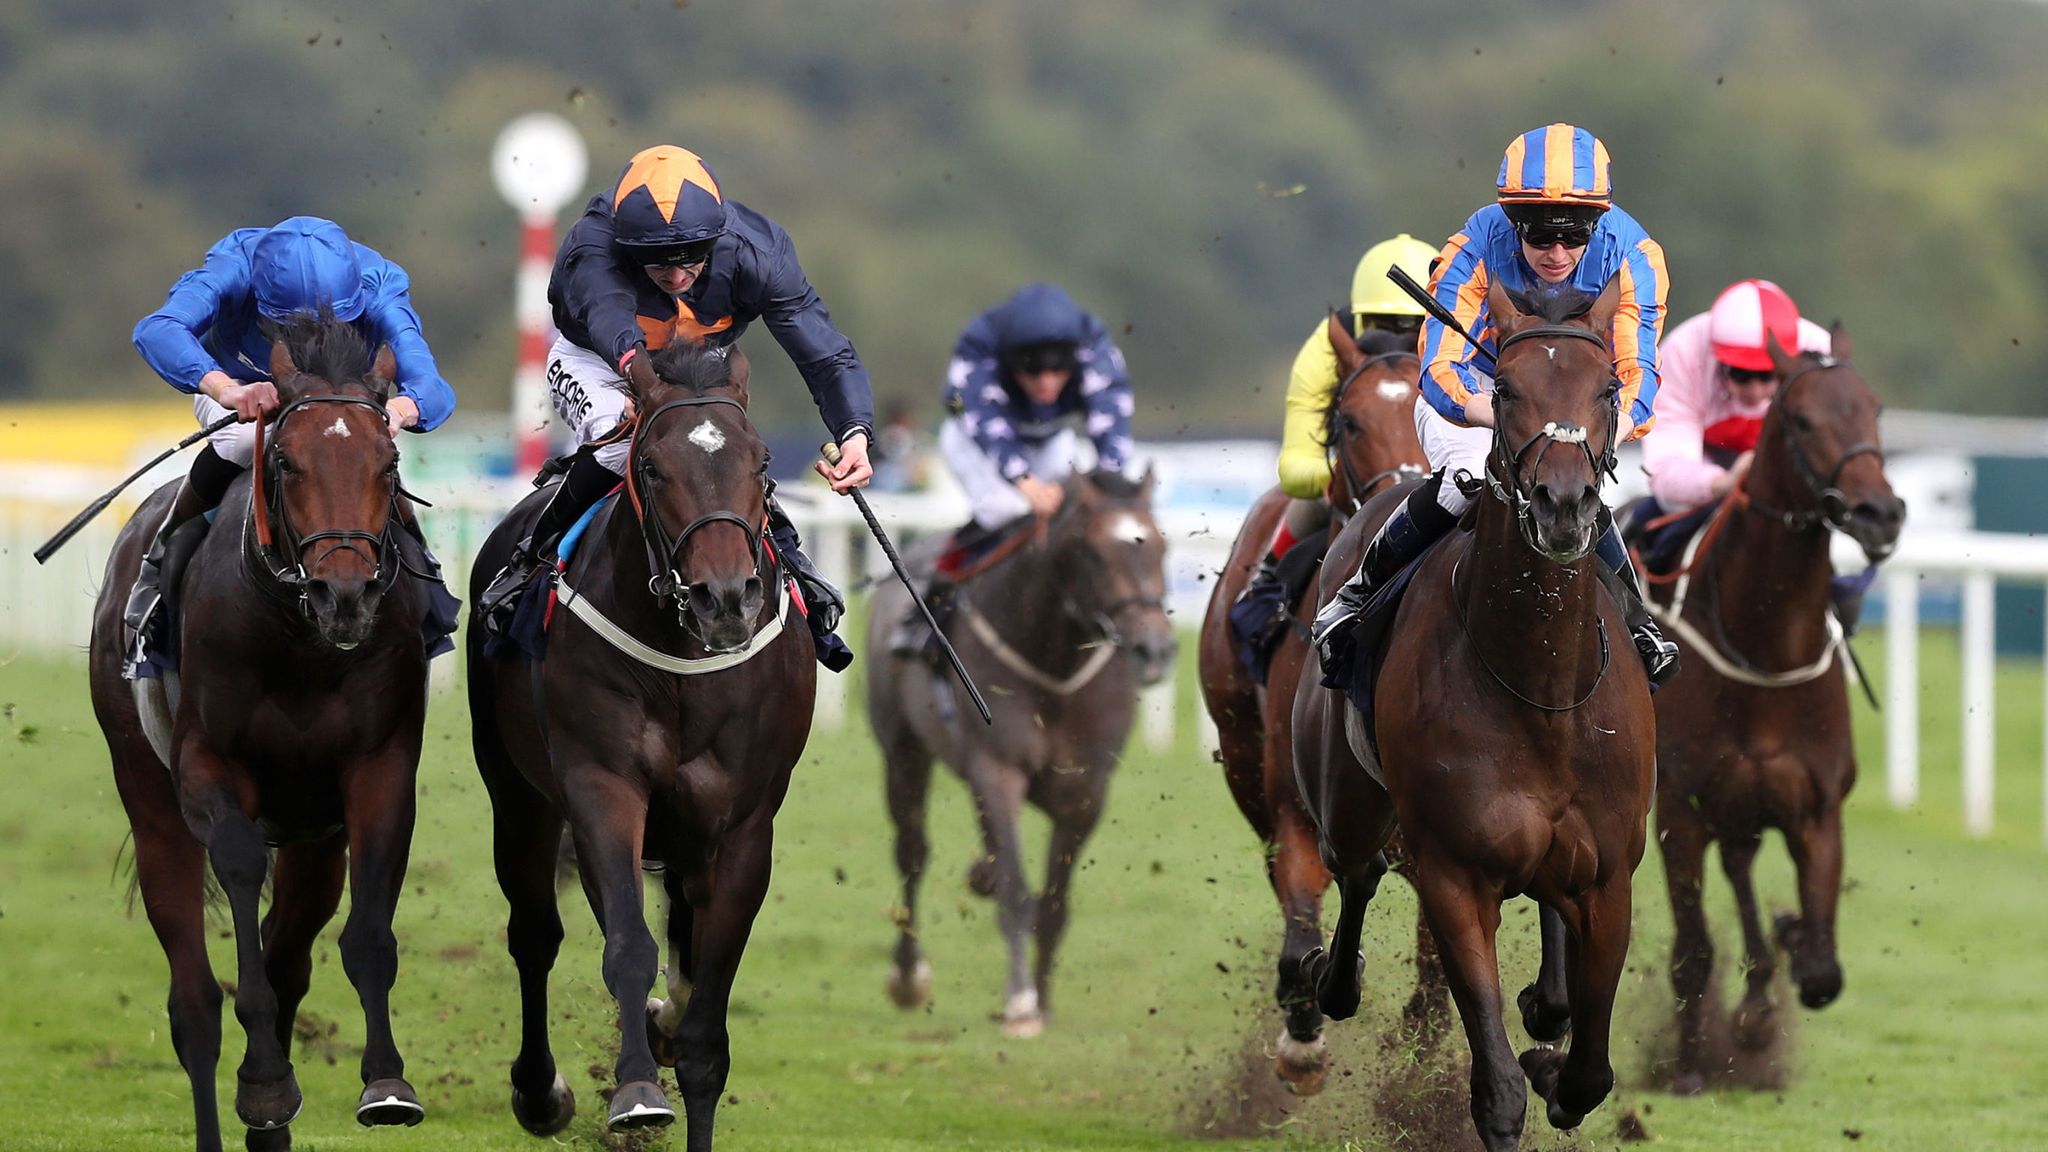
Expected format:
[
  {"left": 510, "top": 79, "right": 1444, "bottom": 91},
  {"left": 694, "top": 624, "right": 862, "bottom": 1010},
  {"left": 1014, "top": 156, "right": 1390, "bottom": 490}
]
[
  {"left": 235, "top": 1072, "right": 303, "bottom": 1131},
  {"left": 606, "top": 1079, "right": 676, "bottom": 1130},
  {"left": 511, "top": 1071, "right": 576, "bottom": 1136},
  {"left": 646, "top": 998, "right": 684, "bottom": 1068},
  {"left": 887, "top": 959, "right": 933, "bottom": 1009},
  {"left": 1670, "top": 1068, "right": 1706, "bottom": 1097},
  {"left": 244, "top": 1125, "right": 292, "bottom": 1152},
  {"left": 1731, "top": 999, "right": 1778, "bottom": 1051},
  {"left": 966, "top": 857, "right": 998, "bottom": 898},
  {"left": 1516, "top": 983, "right": 1573, "bottom": 1043},
  {"left": 1000, "top": 989, "right": 1045, "bottom": 1038},
  {"left": 1518, "top": 1046, "right": 1565, "bottom": 1099},
  {"left": 356, "top": 1078, "right": 425, "bottom": 1127},
  {"left": 1274, "top": 1030, "right": 1329, "bottom": 1096},
  {"left": 1303, "top": 946, "right": 1364, "bottom": 1021},
  {"left": 1544, "top": 1097, "right": 1587, "bottom": 1132}
]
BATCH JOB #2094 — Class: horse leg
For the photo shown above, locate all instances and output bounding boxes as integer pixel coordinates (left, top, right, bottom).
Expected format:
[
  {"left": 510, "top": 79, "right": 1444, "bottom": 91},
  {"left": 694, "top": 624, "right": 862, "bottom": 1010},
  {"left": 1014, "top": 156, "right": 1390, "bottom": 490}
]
[
  {"left": 1516, "top": 902, "right": 1573, "bottom": 1043},
  {"left": 1657, "top": 796, "right": 1715, "bottom": 1095},
  {"left": 671, "top": 810, "right": 776, "bottom": 1152},
  {"left": 647, "top": 868, "right": 696, "bottom": 1068},
  {"left": 243, "top": 838, "right": 346, "bottom": 1152},
  {"left": 484, "top": 771, "right": 574, "bottom": 1135},
  {"left": 335, "top": 752, "right": 425, "bottom": 1126},
  {"left": 1778, "top": 803, "right": 1846, "bottom": 1010},
  {"left": 882, "top": 727, "right": 936, "bottom": 1009},
  {"left": 965, "top": 758, "right": 1039, "bottom": 1036},
  {"left": 1414, "top": 861, "right": 1523, "bottom": 1152},
  {"left": 564, "top": 771, "right": 672, "bottom": 1129},
  {"left": 1530, "top": 877, "right": 1633, "bottom": 1132},
  {"left": 121, "top": 770, "right": 227, "bottom": 1152},
  {"left": 1719, "top": 832, "right": 1779, "bottom": 1050},
  {"left": 1030, "top": 776, "right": 1107, "bottom": 1020},
  {"left": 1303, "top": 850, "right": 1387, "bottom": 1023},
  {"left": 1271, "top": 801, "right": 1334, "bottom": 1091}
]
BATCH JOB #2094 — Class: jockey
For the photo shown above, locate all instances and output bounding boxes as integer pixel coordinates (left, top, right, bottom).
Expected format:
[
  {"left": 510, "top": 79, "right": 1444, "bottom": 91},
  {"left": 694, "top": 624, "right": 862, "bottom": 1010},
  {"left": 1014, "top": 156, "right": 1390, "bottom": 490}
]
[
  {"left": 126, "top": 216, "right": 457, "bottom": 668},
  {"left": 887, "top": 283, "right": 1133, "bottom": 653},
  {"left": 1641, "top": 279, "right": 1832, "bottom": 512},
  {"left": 476, "top": 144, "right": 873, "bottom": 670},
  {"left": 1311, "top": 123, "right": 1681, "bottom": 686},
  {"left": 1228, "top": 234, "right": 1436, "bottom": 673}
]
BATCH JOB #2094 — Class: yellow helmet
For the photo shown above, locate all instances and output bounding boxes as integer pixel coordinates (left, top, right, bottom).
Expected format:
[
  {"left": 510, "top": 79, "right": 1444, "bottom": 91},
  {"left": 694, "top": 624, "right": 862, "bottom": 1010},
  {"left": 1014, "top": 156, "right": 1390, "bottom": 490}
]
[{"left": 1350, "top": 234, "right": 1439, "bottom": 319}]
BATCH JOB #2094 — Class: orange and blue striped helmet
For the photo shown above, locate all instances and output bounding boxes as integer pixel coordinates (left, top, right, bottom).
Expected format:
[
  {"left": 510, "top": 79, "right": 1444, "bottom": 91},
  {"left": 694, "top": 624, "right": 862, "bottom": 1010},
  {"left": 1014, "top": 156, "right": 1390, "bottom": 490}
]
[
  {"left": 610, "top": 145, "right": 729, "bottom": 260},
  {"left": 1496, "top": 124, "right": 1612, "bottom": 209}
]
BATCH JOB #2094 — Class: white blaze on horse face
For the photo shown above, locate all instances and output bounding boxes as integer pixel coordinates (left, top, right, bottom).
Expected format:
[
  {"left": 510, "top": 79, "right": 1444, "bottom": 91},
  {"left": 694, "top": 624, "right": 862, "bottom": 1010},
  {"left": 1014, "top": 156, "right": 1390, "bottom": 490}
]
[
  {"left": 1107, "top": 512, "right": 1153, "bottom": 546},
  {"left": 1374, "top": 378, "right": 1412, "bottom": 401},
  {"left": 324, "top": 416, "right": 351, "bottom": 439},
  {"left": 688, "top": 419, "right": 726, "bottom": 455},
  {"left": 1544, "top": 345, "right": 1558, "bottom": 361}
]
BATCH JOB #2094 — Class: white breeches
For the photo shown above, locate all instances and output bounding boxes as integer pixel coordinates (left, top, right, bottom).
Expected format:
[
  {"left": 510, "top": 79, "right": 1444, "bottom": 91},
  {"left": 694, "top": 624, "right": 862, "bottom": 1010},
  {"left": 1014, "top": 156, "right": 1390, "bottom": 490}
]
[
  {"left": 939, "top": 418, "right": 1078, "bottom": 530},
  {"left": 546, "top": 336, "right": 635, "bottom": 474},
  {"left": 1415, "top": 398, "right": 1494, "bottom": 516},
  {"left": 194, "top": 394, "right": 256, "bottom": 467}
]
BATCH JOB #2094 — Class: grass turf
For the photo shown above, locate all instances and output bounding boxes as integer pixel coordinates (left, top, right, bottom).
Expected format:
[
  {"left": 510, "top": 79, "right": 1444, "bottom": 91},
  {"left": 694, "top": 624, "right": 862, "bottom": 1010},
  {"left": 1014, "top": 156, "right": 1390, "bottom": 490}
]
[{"left": 0, "top": 627, "right": 2044, "bottom": 1150}]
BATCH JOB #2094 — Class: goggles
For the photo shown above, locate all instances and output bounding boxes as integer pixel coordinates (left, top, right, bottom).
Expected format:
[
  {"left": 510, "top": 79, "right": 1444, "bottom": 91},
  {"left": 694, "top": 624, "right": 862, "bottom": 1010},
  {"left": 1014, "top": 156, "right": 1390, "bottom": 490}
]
[
  {"left": 1727, "top": 366, "right": 1778, "bottom": 385},
  {"left": 1515, "top": 222, "right": 1593, "bottom": 250},
  {"left": 637, "top": 236, "right": 718, "bottom": 269},
  {"left": 1010, "top": 343, "right": 1079, "bottom": 376}
]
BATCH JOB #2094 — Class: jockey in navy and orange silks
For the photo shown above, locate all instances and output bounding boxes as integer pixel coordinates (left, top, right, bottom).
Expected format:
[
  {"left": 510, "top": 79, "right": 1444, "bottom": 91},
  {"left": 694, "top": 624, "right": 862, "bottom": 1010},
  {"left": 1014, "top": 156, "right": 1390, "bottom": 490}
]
[
  {"left": 1312, "top": 124, "right": 1681, "bottom": 687},
  {"left": 480, "top": 145, "right": 873, "bottom": 670}
]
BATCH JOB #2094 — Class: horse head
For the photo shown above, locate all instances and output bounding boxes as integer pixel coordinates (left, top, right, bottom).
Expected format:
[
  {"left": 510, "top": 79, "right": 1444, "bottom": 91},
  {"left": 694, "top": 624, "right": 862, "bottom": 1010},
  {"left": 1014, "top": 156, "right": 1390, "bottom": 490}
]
[
  {"left": 1055, "top": 467, "right": 1176, "bottom": 685},
  {"left": 261, "top": 314, "right": 401, "bottom": 650},
  {"left": 1757, "top": 326, "right": 1905, "bottom": 564},
  {"left": 626, "top": 343, "right": 771, "bottom": 654},
  {"left": 1324, "top": 317, "right": 1426, "bottom": 513},
  {"left": 1482, "top": 277, "right": 1623, "bottom": 564}
]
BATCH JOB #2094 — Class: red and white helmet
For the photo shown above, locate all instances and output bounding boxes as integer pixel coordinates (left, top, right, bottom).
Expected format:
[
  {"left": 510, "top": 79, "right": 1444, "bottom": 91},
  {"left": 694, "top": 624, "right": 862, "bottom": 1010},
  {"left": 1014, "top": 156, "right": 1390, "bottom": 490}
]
[{"left": 1708, "top": 279, "right": 1801, "bottom": 372}]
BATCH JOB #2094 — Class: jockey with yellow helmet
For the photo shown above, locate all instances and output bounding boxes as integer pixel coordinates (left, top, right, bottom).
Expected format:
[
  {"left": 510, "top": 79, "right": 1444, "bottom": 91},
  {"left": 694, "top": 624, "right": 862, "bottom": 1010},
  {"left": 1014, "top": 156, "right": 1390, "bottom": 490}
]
[
  {"left": 1312, "top": 124, "right": 1681, "bottom": 685},
  {"left": 1227, "top": 234, "right": 1435, "bottom": 679}
]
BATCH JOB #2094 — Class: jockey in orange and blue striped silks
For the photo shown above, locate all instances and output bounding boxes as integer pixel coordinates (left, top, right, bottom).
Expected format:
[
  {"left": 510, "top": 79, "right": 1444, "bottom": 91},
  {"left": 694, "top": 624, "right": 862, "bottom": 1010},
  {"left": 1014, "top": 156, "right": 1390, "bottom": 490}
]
[{"left": 1312, "top": 123, "right": 1681, "bottom": 688}]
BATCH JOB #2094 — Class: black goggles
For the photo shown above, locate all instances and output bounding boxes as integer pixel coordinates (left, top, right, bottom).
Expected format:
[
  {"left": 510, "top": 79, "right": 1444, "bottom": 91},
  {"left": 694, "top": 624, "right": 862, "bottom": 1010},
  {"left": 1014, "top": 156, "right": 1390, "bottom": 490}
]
[
  {"left": 1010, "top": 344, "right": 1078, "bottom": 375},
  {"left": 1515, "top": 223, "right": 1593, "bottom": 250},
  {"left": 637, "top": 237, "right": 717, "bottom": 269},
  {"left": 1727, "top": 366, "right": 1778, "bottom": 385}
]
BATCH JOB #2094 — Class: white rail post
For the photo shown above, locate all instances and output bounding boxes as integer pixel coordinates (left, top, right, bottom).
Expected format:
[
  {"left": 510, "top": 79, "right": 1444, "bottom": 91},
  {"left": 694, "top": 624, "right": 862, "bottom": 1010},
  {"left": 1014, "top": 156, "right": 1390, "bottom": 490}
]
[
  {"left": 1142, "top": 680, "right": 1175, "bottom": 752},
  {"left": 1885, "top": 567, "right": 1920, "bottom": 809},
  {"left": 1961, "top": 570, "right": 1996, "bottom": 838}
]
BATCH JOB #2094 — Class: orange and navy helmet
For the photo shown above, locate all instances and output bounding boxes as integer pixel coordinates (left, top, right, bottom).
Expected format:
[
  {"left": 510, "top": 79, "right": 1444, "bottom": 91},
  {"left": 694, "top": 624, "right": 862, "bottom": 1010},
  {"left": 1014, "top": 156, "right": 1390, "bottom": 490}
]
[
  {"left": 1496, "top": 124, "right": 1612, "bottom": 234},
  {"left": 610, "top": 145, "right": 729, "bottom": 264}
]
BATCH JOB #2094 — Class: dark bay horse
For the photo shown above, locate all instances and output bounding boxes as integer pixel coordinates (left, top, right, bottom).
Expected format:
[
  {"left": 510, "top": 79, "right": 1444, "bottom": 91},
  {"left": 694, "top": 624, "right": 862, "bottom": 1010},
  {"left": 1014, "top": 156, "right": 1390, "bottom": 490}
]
[
  {"left": 88, "top": 320, "right": 431, "bottom": 1152},
  {"left": 868, "top": 470, "right": 1176, "bottom": 1036},
  {"left": 1294, "top": 280, "right": 1656, "bottom": 1150},
  {"left": 467, "top": 343, "right": 814, "bottom": 1149},
  {"left": 1647, "top": 329, "right": 1904, "bottom": 1093},
  {"left": 1197, "top": 317, "right": 1428, "bottom": 1092}
]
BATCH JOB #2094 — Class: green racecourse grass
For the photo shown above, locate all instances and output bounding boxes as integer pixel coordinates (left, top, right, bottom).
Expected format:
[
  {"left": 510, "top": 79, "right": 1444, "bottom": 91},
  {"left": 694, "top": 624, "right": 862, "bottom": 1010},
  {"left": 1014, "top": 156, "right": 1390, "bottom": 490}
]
[{"left": 2, "top": 625, "right": 2046, "bottom": 1151}]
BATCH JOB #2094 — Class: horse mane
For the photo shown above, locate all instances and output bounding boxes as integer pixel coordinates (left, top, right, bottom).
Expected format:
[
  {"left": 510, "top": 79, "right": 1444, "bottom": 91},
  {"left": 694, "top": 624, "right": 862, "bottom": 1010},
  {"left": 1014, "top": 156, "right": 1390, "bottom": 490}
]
[
  {"left": 1080, "top": 468, "right": 1147, "bottom": 501},
  {"left": 1353, "top": 328, "right": 1412, "bottom": 359},
  {"left": 1505, "top": 283, "right": 1597, "bottom": 325},
  {"left": 272, "top": 308, "right": 374, "bottom": 389},
  {"left": 649, "top": 342, "right": 734, "bottom": 395}
]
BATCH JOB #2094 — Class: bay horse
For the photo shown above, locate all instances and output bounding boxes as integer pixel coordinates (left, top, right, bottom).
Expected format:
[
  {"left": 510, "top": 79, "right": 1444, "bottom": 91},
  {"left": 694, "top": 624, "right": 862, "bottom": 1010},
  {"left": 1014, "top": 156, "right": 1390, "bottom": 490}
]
[
  {"left": 1293, "top": 279, "right": 1656, "bottom": 1151},
  {"left": 466, "top": 342, "right": 813, "bottom": 1149},
  {"left": 868, "top": 469, "right": 1177, "bottom": 1037},
  {"left": 88, "top": 318, "right": 432, "bottom": 1152},
  {"left": 1197, "top": 317, "right": 1430, "bottom": 1092},
  {"left": 1647, "top": 329, "right": 1904, "bottom": 1093}
]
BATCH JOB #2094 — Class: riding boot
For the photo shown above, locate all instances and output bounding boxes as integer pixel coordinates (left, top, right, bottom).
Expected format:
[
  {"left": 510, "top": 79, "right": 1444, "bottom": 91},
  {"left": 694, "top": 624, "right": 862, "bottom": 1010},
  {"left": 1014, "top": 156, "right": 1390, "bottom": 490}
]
[
  {"left": 1226, "top": 551, "right": 1290, "bottom": 682},
  {"left": 123, "top": 446, "right": 242, "bottom": 675},
  {"left": 765, "top": 494, "right": 853, "bottom": 671},
  {"left": 479, "top": 451, "right": 621, "bottom": 635},
  {"left": 1593, "top": 517, "right": 1680, "bottom": 687},
  {"left": 1830, "top": 564, "right": 1879, "bottom": 637},
  {"left": 887, "top": 568, "right": 956, "bottom": 658},
  {"left": 1312, "top": 475, "right": 1459, "bottom": 677},
  {"left": 389, "top": 496, "right": 464, "bottom": 658}
]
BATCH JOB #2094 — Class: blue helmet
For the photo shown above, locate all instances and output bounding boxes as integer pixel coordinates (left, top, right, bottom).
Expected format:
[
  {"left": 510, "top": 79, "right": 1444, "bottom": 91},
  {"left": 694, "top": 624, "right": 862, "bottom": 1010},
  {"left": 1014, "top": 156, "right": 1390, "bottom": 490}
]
[{"left": 251, "top": 217, "right": 366, "bottom": 323}]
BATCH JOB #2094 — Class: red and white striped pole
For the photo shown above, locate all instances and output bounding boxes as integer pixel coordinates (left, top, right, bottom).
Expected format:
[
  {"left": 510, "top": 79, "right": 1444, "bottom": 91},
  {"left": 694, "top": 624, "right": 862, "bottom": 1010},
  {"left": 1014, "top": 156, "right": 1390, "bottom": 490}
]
[{"left": 491, "top": 113, "right": 588, "bottom": 476}]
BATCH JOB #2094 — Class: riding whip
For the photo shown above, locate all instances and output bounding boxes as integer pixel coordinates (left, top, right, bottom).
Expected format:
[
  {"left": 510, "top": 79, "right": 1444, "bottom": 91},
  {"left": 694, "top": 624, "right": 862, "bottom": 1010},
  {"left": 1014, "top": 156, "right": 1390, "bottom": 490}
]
[
  {"left": 819, "top": 442, "right": 993, "bottom": 725},
  {"left": 34, "top": 414, "right": 239, "bottom": 564},
  {"left": 1386, "top": 266, "right": 1498, "bottom": 371}
]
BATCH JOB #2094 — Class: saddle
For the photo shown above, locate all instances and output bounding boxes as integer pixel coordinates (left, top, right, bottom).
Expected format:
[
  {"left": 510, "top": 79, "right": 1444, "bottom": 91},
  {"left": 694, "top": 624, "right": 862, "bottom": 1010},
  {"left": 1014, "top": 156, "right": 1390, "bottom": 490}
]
[
  {"left": 1319, "top": 532, "right": 1441, "bottom": 763},
  {"left": 1619, "top": 495, "right": 1719, "bottom": 580},
  {"left": 1226, "top": 526, "right": 1330, "bottom": 684}
]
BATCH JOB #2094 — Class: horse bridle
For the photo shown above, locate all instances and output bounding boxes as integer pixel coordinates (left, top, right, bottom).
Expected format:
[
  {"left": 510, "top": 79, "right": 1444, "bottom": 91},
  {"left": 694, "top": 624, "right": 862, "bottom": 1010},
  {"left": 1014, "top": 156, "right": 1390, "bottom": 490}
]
[
  {"left": 1742, "top": 355, "right": 1884, "bottom": 533},
  {"left": 1479, "top": 324, "right": 1621, "bottom": 555},
  {"left": 250, "top": 393, "right": 404, "bottom": 603},
  {"left": 1328, "top": 350, "right": 1425, "bottom": 514},
  {"left": 624, "top": 394, "right": 771, "bottom": 628},
  {"left": 1045, "top": 499, "right": 1168, "bottom": 650}
]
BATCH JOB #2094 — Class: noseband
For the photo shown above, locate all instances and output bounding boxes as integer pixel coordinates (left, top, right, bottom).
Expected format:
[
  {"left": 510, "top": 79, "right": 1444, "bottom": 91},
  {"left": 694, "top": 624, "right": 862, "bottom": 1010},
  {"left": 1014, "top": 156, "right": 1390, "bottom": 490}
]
[
  {"left": 1745, "top": 356, "right": 1885, "bottom": 533},
  {"left": 249, "top": 393, "right": 402, "bottom": 604},
  {"left": 1329, "top": 350, "right": 1425, "bottom": 514},
  {"left": 624, "top": 394, "right": 770, "bottom": 626},
  {"left": 1480, "top": 325, "right": 1619, "bottom": 554}
]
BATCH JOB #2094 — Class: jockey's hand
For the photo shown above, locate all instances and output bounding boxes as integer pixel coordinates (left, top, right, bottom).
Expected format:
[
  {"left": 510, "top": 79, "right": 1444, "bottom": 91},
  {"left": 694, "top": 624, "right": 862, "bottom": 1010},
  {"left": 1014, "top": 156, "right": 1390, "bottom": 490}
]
[
  {"left": 1017, "top": 474, "right": 1065, "bottom": 519},
  {"left": 816, "top": 431, "right": 873, "bottom": 493},
  {"left": 624, "top": 346, "right": 660, "bottom": 398},
  {"left": 1464, "top": 392, "right": 1495, "bottom": 429},
  {"left": 1710, "top": 451, "right": 1755, "bottom": 498},
  {"left": 385, "top": 395, "right": 420, "bottom": 436},
  {"left": 1616, "top": 408, "right": 1637, "bottom": 443},
  {"left": 209, "top": 377, "right": 279, "bottom": 423}
]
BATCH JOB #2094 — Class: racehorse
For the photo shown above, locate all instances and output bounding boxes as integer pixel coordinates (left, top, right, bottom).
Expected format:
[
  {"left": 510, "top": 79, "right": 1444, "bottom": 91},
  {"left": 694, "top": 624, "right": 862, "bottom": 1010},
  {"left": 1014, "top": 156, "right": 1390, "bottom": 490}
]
[
  {"left": 868, "top": 469, "right": 1176, "bottom": 1037},
  {"left": 1294, "top": 279, "right": 1656, "bottom": 1151},
  {"left": 466, "top": 342, "right": 814, "bottom": 1149},
  {"left": 1645, "top": 329, "right": 1904, "bottom": 1093},
  {"left": 1197, "top": 318, "right": 1430, "bottom": 1092},
  {"left": 88, "top": 317, "right": 433, "bottom": 1152}
]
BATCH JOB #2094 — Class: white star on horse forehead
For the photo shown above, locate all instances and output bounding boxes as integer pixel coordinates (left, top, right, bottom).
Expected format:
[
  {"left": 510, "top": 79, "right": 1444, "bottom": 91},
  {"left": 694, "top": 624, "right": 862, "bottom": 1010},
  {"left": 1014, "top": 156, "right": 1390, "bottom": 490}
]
[
  {"left": 1544, "top": 345, "right": 1557, "bottom": 361},
  {"left": 1107, "top": 512, "right": 1153, "bottom": 543},
  {"left": 323, "top": 416, "right": 351, "bottom": 438},
  {"left": 688, "top": 419, "right": 726, "bottom": 454}
]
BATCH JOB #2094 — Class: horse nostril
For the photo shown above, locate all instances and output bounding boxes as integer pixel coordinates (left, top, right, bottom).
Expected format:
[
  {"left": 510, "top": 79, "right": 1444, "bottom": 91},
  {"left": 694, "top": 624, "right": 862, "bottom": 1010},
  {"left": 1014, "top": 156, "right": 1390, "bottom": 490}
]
[
  {"left": 688, "top": 582, "right": 720, "bottom": 619},
  {"left": 742, "top": 575, "right": 765, "bottom": 609}
]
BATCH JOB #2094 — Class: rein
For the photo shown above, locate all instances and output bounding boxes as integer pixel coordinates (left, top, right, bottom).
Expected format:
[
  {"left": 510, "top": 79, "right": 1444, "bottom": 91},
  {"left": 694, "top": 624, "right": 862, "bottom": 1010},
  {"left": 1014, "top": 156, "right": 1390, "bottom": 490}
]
[
  {"left": 1451, "top": 553, "right": 1611, "bottom": 713},
  {"left": 1328, "top": 350, "right": 1424, "bottom": 514},
  {"left": 248, "top": 393, "right": 403, "bottom": 604}
]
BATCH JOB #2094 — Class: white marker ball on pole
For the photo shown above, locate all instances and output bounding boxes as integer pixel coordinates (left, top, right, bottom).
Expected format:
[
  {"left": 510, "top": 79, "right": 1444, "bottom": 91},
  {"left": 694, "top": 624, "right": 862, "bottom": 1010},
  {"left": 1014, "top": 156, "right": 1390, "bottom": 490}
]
[{"left": 491, "top": 113, "right": 589, "bottom": 220}]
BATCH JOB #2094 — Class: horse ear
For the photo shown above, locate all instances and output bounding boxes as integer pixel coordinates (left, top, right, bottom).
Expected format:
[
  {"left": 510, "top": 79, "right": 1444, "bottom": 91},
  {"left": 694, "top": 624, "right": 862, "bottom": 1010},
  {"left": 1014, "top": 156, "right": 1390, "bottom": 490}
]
[
  {"left": 1138, "top": 463, "right": 1158, "bottom": 500},
  {"left": 1327, "top": 310, "right": 1362, "bottom": 376},
  {"left": 1765, "top": 328, "right": 1799, "bottom": 378},
  {"left": 1828, "top": 320, "right": 1852, "bottom": 360},
  {"left": 725, "top": 347, "right": 752, "bottom": 407},
  {"left": 1484, "top": 277, "right": 1528, "bottom": 342},
  {"left": 1584, "top": 275, "right": 1623, "bottom": 340},
  {"left": 370, "top": 343, "right": 397, "bottom": 396},
  {"left": 269, "top": 339, "right": 298, "bottom": 385}
]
